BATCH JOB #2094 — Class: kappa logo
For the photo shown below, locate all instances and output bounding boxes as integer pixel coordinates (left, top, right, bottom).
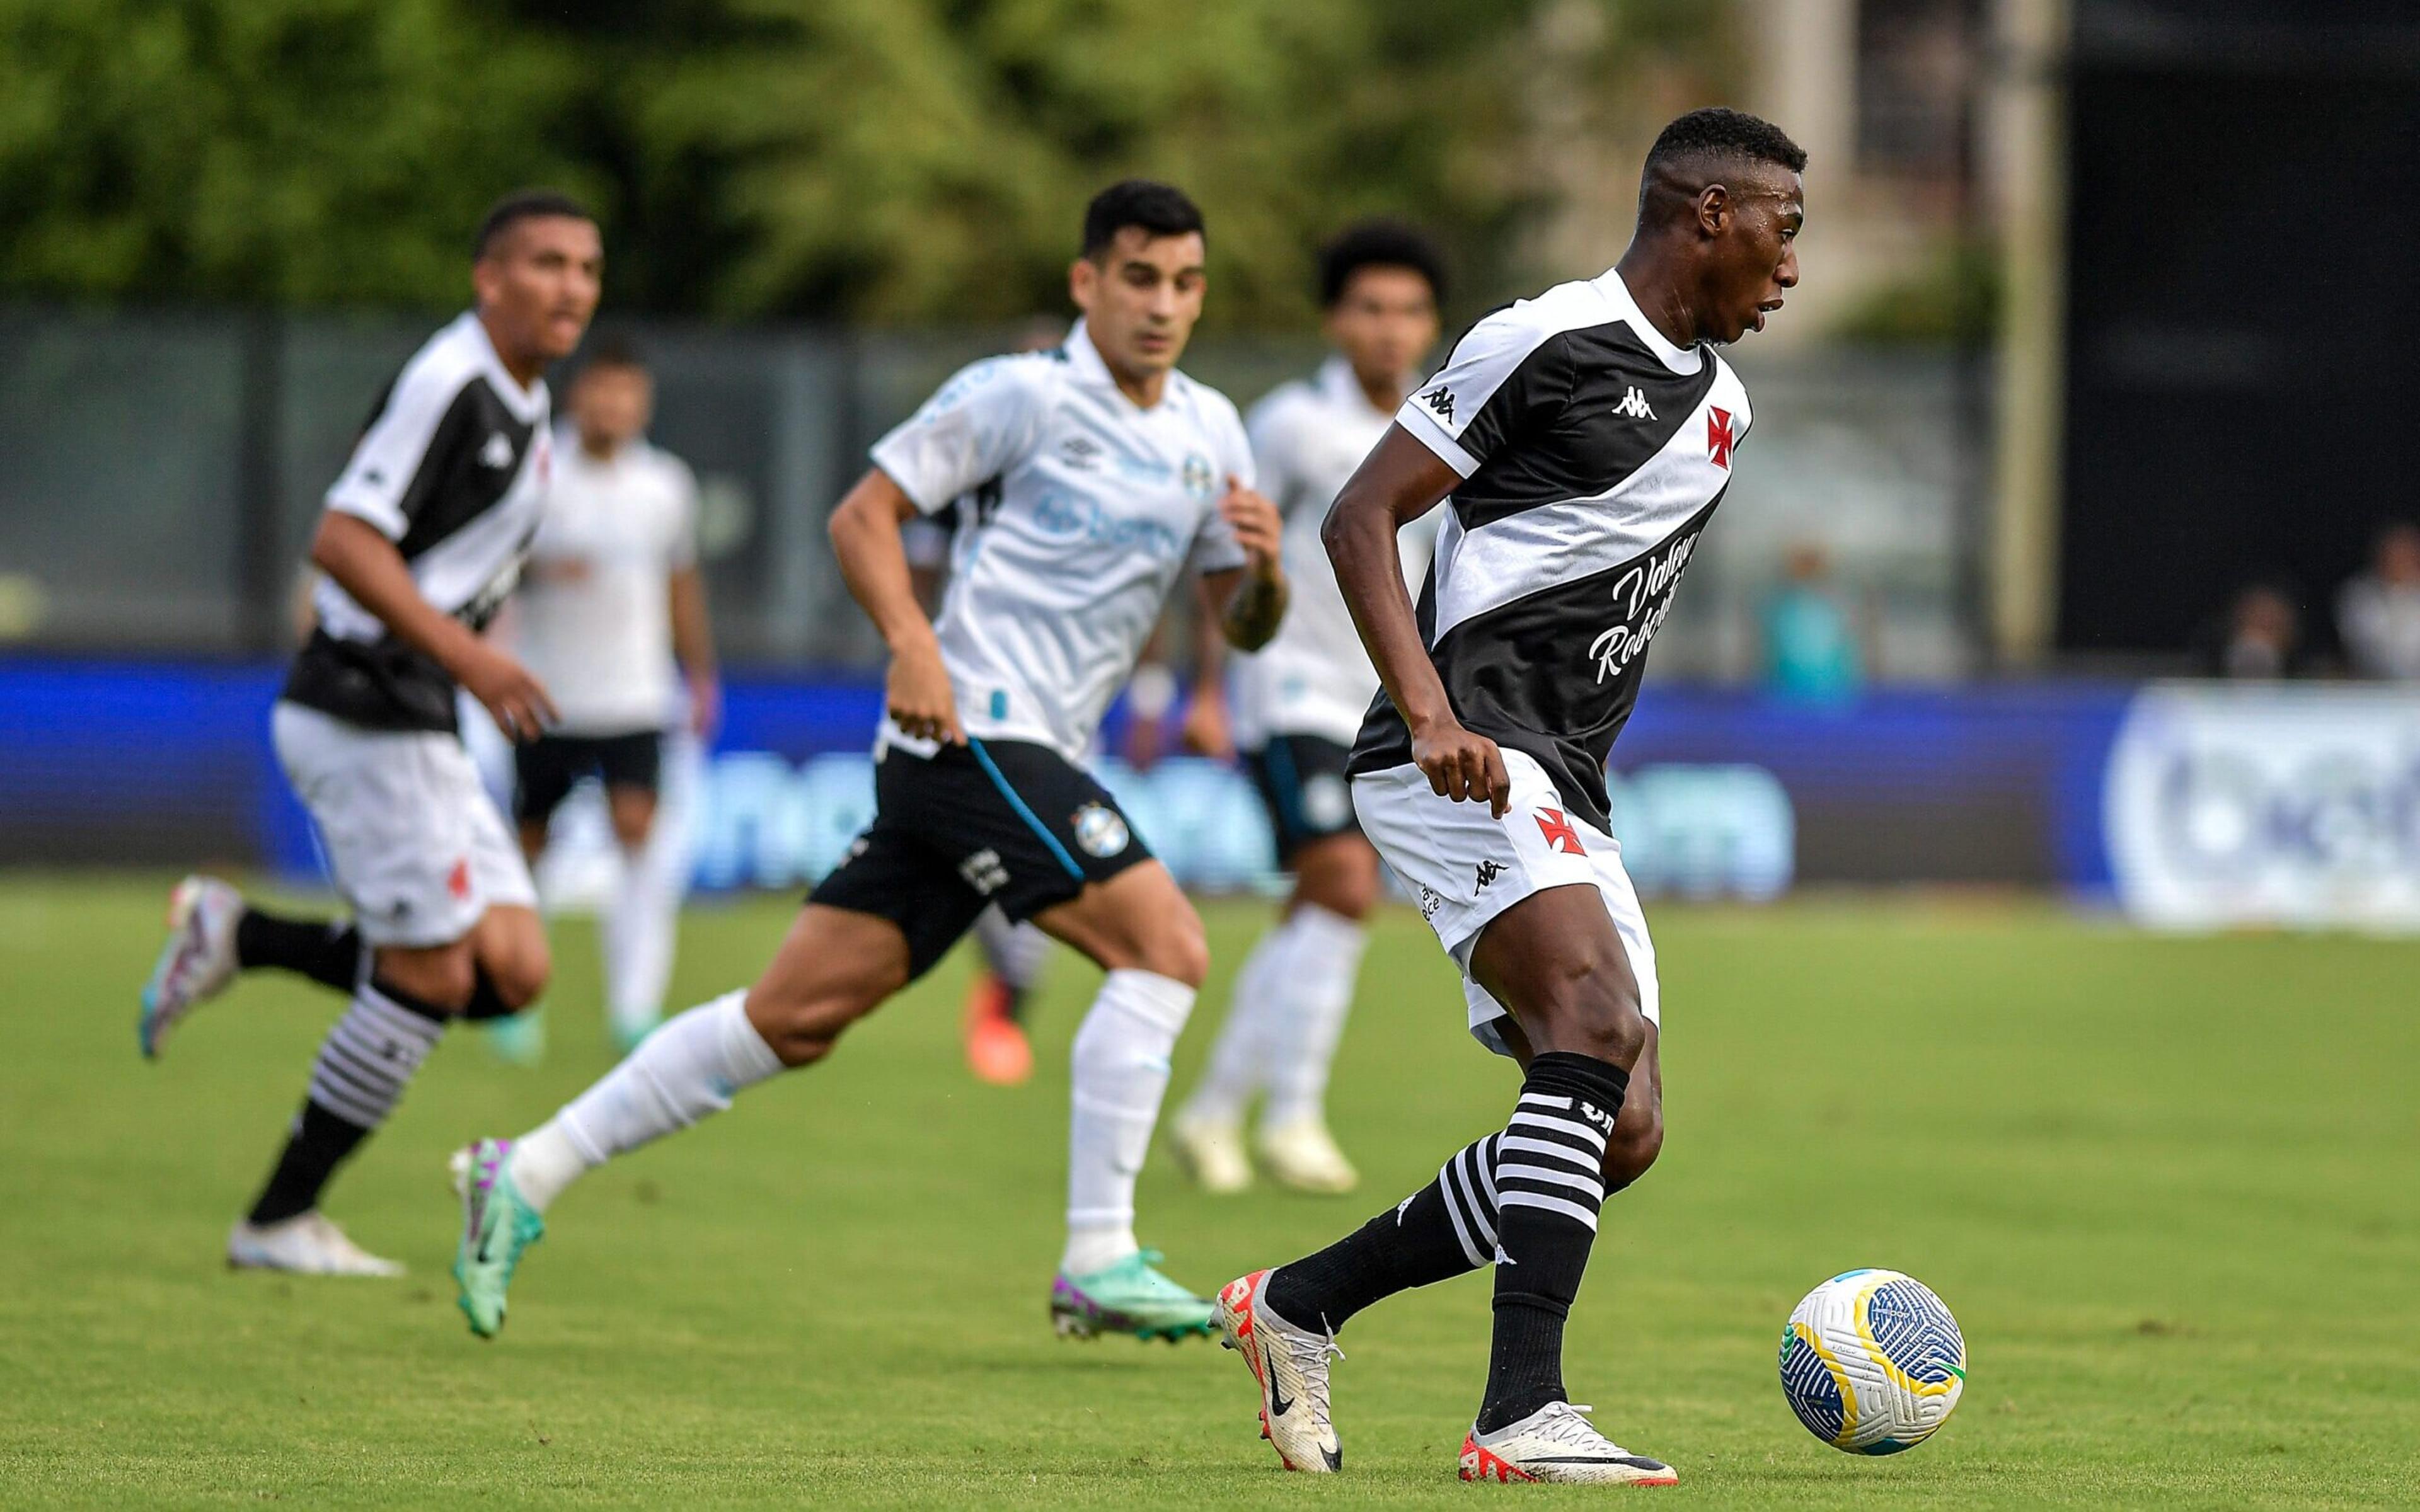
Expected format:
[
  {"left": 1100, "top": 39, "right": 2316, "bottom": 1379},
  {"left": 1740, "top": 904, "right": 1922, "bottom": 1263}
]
[
  {"left": 959, "top": 848, "right": 1010, "bottom": 895},
  {"left": 1707, "top": 406, "right": 1734, "bottom": 469},
  {"left": 1611, "top": 386, "right": 1656, "bottom": 420},
  {"left": 1474, "top": 857, "right": 1505, "bottom": 892},
  {"left": 1534, "top": 809, "right": 1586, "bottom": 856},
  {"left": 478, "top": 432, "right": 515, "bottom": 469},
  {"left": 1419, "top": 385, "right": 1456, "bottom": 424}
]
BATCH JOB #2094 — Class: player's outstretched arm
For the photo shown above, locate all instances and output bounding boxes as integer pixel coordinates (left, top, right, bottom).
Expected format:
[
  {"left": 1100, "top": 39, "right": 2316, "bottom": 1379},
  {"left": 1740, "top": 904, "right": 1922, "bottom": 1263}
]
[
  {"left": 1206, "top": 476, "right": 1289, "bottom": 654},
  {"left": 1322, "top": 425, "right": 1508, "bottom": 815},
  {"left": 308, "top": 512, "right": 558, "bottom": 741},
  {"left": 829, "top": 467, "right": 962, "bottom": 744}
]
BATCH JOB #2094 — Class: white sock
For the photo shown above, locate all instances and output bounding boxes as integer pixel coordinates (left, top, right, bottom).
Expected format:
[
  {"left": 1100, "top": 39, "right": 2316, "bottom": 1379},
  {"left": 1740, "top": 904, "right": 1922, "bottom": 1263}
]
[
  {"left": 603, "top": 847, "right": 678, "bottom": 1039},
  {"left": 1061, "top": 969, "right": 1194, "bottom": 1274},
  {"left": 508, "top": 989, "right": 783, "bottom": 1211},
  {"left": 973, "top": 907, "right": 1051, "bottom": 994},
  {"left": 1260, "top": 904, "right": 1368, "bottom": 1129},
  {"left": 1180, "top": 923, "right": 1290, "bottom": 1125}
]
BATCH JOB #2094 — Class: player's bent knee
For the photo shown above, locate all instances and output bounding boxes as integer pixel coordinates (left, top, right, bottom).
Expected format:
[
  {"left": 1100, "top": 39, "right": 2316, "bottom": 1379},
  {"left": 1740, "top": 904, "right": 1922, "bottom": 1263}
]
[
  {"left": 744, "top": 982, "right": 887, "bottom": 1068},
  {"left": 374, "top": 943, "right": 478, "bottom": 1012},
  {"left": 1136, "top": 914, "right": 1211, "bottom": 988}
]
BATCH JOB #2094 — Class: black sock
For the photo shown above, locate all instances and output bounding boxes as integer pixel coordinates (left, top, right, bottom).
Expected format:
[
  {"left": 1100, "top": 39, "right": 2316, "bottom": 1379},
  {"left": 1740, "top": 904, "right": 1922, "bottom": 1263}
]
[
  {"left": 244, "top": 976, "right": 448, "bottom": 1225},
  {"left": 460, "top": 968, "right": 521, "bottom": 1021},
  {"left": 1264, "top": 1133, "right": 1500, "bottom": 1332},
  {"left": 1477, "top": 1051, "right": 1629, "bottom": 1434},
  {"left": 234, "top": 907, "right": 362, "bottom": 994}
]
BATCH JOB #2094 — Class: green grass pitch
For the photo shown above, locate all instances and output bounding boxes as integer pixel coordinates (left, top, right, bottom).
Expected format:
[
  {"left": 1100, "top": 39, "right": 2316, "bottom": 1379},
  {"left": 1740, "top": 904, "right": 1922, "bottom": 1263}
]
[{"left": 4, "top": 875, "right": 2416, "bottom": 1508}]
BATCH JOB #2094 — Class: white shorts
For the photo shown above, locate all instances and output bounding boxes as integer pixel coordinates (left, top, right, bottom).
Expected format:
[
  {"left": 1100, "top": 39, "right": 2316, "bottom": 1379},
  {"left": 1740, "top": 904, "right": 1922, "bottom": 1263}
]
[
  {"left": 1352, "top": 747, "right": 1659, "bottom": 1058},
  {"left": 272, "top": 702, "right": 536, "bottom": 948}
]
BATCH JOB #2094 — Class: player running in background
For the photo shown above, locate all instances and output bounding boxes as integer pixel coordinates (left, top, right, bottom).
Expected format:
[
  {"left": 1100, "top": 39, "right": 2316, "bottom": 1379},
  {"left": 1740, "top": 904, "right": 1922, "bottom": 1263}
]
[
  {"left": 1171, "top": 221, "right": 1446, "bottom": 1196},
  {"left": 507, "top": 336, "right": 720, "bottom": 1055},
  {"left": 450, "top": 181, "right": 1289, "bottom": 1343},
  {"left": 1214, "top": 108, "right": 1804, "bottom": 1483},
  {"left": 137, "top": 192, "right": 601, "bottom": 1274}
]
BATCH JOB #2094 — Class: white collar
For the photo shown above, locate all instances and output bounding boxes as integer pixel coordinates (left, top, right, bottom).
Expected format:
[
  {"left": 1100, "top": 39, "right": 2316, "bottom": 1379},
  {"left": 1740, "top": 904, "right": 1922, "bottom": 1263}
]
[
  {"left": 458, "top": 311, "right": 551, "bottom": 421},
  {"left": 1063, "top": 318, "right": 1180, "bottom": 411},
  {"left": 1592, "top": 270, "right": 1702, "bottom": 375}
]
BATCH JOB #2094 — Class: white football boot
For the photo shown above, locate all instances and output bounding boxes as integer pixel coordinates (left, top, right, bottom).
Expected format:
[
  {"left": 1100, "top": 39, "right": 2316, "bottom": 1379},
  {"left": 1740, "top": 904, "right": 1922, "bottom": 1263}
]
[
  {"left": 139, "top": 876, "right": 243, "bottom": 1060},
  {"left": 227, "top": 1212, "right": 406, "bottom": 1278},
  {"left": 1216, "top": 1269, "right": 1344, "bottom": 1472},
  {"left": 1171, "top": 1111, "right": 1253, "bottom": 1194},
  {"left": 1459, "top": 1401, "right": 1678, "bottom": 1486},
  {"left": 1255, "top": 1116, "right": 1359, "bottom": 1194}
]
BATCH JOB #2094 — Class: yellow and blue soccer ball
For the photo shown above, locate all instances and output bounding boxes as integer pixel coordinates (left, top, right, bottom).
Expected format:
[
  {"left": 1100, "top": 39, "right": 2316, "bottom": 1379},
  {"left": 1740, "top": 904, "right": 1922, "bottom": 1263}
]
[{"left": 1778, "top": 1268, "right": 1966, "bottom": 1454}]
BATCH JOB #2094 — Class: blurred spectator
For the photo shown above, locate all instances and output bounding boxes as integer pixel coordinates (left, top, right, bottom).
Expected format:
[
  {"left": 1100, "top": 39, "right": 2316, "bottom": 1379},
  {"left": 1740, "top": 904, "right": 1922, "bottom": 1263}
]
[
  {"left": 2336, "top": 522, "right": 2420, "bottom": 681},
  {"left": 2195, "top": 581, "right": 2316, "bottom": 680},
  {"left": 1760, "top": 542, "right": 1865, "bottom": 704}
]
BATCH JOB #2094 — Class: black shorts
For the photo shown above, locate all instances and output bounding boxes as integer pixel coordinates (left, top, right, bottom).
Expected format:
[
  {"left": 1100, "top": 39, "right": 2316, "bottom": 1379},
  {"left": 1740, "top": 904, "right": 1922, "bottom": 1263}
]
[
  {"left": 808, "top": 737, "right": 1151, "bottom": 980},
  {"left": 514, "top": 730, "right": 664, "bottom": 826},
  {"left": 1244, "top": 733, "right": 1363, "bottom": 867}
]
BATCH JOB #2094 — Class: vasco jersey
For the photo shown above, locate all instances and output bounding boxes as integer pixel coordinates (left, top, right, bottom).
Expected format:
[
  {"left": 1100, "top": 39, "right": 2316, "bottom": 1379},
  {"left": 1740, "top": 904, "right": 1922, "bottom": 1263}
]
[
  {"left": 869, "top": 320, "right": 1253, "bottom": 762},
  {"left": 1231, "top": 355, "right": 1441, "bottom": 752},
  {"left": 284, "top": 312, "right": 553, "bottom": 733},
  {"left": 1350, "top": 269, "right": 1751, "bottom": 831}
]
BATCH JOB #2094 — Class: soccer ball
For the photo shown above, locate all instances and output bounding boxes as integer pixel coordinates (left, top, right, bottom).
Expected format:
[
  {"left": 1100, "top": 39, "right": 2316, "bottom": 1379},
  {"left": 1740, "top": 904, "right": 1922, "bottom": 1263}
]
[{"left": 1778, "top": 1269, "right": 1966, "bottom": 1454}]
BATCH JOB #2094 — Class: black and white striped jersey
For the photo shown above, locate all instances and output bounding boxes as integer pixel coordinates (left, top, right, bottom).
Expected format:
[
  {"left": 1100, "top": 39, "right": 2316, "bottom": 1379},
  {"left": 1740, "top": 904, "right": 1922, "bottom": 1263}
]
[
  {"left": 1348, "top": 269, "right": 1751, "bottom": 830},
  {"left": 282, "top": 312, "right": 553, "bottom": 733}
]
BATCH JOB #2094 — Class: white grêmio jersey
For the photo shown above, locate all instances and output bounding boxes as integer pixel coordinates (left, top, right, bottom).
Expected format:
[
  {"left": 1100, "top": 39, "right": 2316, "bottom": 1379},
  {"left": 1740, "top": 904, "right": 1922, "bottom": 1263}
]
[
  {"left": 509, "top": 433, "right": 700, "bottom": 736},
  {"left": 1230, "top": 355, "right": 1440, "bottom": 751},
  {"left": 869, "top": 319, "right": 1253, "bottom": 762}
]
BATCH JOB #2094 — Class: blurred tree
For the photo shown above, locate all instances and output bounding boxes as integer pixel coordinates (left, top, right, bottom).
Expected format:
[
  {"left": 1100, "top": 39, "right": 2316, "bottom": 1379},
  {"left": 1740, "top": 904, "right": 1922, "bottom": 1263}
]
[
  {"left": 0, "top": 0, "right": 587, "bottom": 306},
  {"left": 0, "top": 0, "right": 1731, "bottom": 327}
]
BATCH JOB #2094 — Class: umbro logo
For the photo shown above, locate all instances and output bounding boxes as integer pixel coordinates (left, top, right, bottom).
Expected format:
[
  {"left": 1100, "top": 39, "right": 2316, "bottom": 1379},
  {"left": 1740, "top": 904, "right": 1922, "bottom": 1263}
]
[
  {"left": 959, "top": 848, "right": 1010, "bottom": 895},
  {"left": 1058, "top": 436, "right": 1102, "bottom": 470},
  {"left": 478, "top": 432, "right": 515, "bottom": 469},
  {"left": 1474, "top": 858, "right": 1504, "bottom": 892},
  {"left": 1419, "top": 385, "right": 1456, "bottom": 423},
  {"left": 1610, "top": 386, "right": 1656, "bottom": 420}
]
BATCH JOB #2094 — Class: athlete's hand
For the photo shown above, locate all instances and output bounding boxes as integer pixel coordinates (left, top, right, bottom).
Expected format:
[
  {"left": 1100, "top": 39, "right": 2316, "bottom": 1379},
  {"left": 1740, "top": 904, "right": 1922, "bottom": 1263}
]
[
  {"left": 686, "top": 671, "right": 723, "bottom": 741},
  {"left": 1219, "top": 477, "right": 1283, "bottom": 571},
  {"left": 887, "top": 633, "right": 964, "bottom": 745},
  {"left": 1412, "top": 716, "right": 1510, "bottom": 817},
  {"left": 455, "top": 641, "right": 559, "bottom": 744}
]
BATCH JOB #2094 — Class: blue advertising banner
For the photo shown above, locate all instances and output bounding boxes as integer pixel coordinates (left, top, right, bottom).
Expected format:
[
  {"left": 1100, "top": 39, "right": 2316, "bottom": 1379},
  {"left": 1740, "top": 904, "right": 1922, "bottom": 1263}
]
[{"left": 0, "top": 658, "right": 2134, "bottom": 895}]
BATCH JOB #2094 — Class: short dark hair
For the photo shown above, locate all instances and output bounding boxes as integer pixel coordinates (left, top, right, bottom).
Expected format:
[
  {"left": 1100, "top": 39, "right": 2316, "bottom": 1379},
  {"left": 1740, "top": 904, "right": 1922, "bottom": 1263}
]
[
  {"left": 1081, "top": 180, "right": 1206, "bottom": 261},
  {"left": 576, "top": 331, "right": 646, "bottom": 375},
  {"left": 1317, "top": 220, "right": 1448, "bottom": 309},
  {"left": 475, "top": 189, "right": 594, "bottom": 260},
  {"left": 1644, "top": 107, "right": 1808, "bottom": 178}
]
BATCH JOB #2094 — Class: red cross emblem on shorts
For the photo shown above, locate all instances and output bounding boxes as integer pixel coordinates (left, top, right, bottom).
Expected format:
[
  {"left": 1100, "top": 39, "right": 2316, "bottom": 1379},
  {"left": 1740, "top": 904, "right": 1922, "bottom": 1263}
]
[
  {"left": 1707, "top": 406, "right": 1734, "bottom": 470},
  {"left": 447, "top": 858, "right": 473, "bottom": 901},
  {"left": 1533, "top": 808, "right": 1587, "bottom": 856}
]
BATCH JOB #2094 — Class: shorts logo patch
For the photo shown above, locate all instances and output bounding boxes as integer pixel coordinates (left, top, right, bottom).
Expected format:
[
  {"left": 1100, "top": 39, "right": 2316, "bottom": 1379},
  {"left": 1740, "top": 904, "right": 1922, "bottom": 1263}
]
[
  {"left": 1302, "top": 773, "right": 1352, "bottom": 832},
  {"left": 1071, "top": 803, "right": 1130, "bottom": 859},
  {"left": 1533, "top": 808, "right": 1587, "bottom": 856},
  {"left": 1474, "top": 858, "right": 1504, "bottom": 892},
  {"left": 959, "top": 847, "right": 1010, "bottom": 895},
  {"left": 447, "top": 858, "right": 473, "bottom": 900}
]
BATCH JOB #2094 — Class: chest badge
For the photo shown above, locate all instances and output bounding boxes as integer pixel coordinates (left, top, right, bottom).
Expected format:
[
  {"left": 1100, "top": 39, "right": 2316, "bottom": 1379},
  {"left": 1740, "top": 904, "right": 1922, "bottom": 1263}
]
[
  {"left": 1707, "top": 407, "right": 1734, "bottom": 470},
  {"left": 1182, "top": 453, "right": 1216, "bottom": 503},
  {"left": 479, "top": 432, "right": 516, "bottom": 470}
]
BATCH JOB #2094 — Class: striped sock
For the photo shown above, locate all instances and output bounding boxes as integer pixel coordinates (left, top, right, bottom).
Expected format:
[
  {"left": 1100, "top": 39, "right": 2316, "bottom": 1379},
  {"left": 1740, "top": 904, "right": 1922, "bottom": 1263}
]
[
  {"left": 1477, "top": 1051, "right": 1628, "bottom": 1433},
  {"left": 246, "top": 977, "right": 447, "bottom": 1225},
  {"left": 1262, "top": 1132, "right": 1499, "bottom": 1332}
]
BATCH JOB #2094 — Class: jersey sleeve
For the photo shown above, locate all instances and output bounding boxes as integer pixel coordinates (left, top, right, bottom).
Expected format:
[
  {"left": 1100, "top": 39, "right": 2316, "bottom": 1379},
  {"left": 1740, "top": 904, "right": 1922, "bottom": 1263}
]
[
  {"left": 1394, "top": 309, "right": 1572, "bottom": 478},
  {"left": 1189, "top": 398, "right": 1255, "bottom": 575},
  {"left": 868, "top": 356, "right": 1049, "bottom": 515},
  {"left": 322, "top": 358, "right": 472, "bottom": 540},
  {"left": 664, "top": 453, "right": 701, "bottom": 570}
]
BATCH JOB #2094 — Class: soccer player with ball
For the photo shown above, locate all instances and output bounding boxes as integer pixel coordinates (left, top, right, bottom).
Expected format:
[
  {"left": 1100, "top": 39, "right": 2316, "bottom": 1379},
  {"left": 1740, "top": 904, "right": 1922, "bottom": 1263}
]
[{"left": 1212, "top": 108, "right": 1806, "bottom": 1484}]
